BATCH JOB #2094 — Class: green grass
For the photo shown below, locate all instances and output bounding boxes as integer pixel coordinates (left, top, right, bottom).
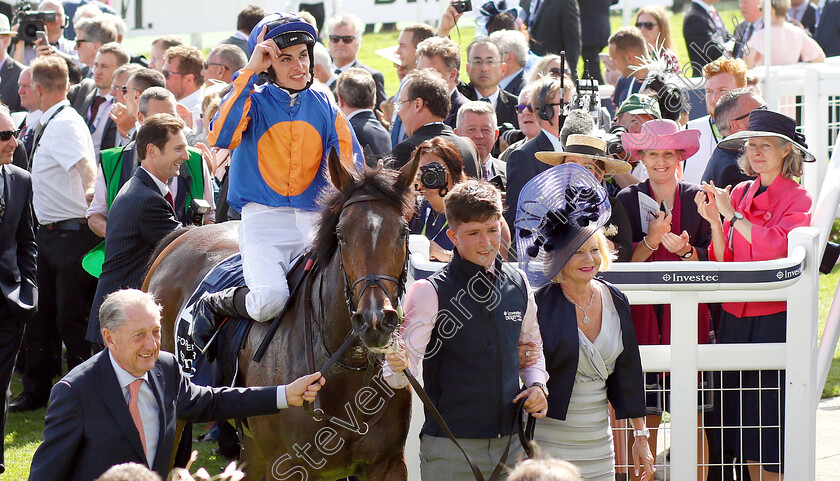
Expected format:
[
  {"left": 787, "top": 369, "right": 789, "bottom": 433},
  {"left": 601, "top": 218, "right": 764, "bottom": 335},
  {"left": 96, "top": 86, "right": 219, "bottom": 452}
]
[{"left": 6, "top": 8, "right": 839, "bottom": 477}]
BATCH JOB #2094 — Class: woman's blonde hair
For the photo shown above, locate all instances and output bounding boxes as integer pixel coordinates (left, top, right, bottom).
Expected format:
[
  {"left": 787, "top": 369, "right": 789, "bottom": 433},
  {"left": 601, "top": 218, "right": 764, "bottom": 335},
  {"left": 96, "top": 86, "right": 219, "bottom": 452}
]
[
  {"left": 553, "top": 229, "right": 616, "bottom": 283},
  {"left": 635, "top": 5, "right": 675, "bottom": 51},
  {"left": 737, "top": 137, "right": 804, "bottom": 178}
]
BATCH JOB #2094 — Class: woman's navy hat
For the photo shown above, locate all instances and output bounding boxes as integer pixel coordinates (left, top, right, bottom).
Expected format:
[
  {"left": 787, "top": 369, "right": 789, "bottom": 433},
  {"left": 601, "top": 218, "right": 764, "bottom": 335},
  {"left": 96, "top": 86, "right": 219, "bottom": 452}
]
[
  {"left": 718, "top": 109, "right": 815, "bottom": 162},
  {"left": 515, "top": 163, "right": 611, "bottom": 288}
]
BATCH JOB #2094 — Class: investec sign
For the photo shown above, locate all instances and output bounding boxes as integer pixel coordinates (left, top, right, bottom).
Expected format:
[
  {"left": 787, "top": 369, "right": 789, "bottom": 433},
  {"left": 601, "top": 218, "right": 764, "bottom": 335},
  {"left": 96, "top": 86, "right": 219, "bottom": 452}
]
[{"left": 599, "top": 261, "right": 805, "bottom": 286}]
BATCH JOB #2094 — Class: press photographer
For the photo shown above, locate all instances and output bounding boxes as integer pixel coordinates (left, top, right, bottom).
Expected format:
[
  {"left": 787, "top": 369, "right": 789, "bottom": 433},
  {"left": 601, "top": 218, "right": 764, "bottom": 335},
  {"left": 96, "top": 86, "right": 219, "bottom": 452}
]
[{"left": 9, "top": 1, "right": 76, "bottom": 66}]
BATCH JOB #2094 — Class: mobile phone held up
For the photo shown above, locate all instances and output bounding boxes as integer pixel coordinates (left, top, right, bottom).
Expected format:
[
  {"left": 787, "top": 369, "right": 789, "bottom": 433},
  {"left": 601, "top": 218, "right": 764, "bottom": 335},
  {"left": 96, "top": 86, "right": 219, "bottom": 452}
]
[
  {"left": 452, "top": 0, "right": 472, "bottom": 13},
  {"left": 35, "top": 30, "right": 47, "bottom": 45}
]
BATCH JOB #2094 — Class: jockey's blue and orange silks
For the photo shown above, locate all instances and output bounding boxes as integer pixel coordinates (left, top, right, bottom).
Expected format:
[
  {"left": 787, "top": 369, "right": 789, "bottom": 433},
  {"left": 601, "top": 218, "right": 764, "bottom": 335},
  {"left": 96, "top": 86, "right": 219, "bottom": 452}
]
[{"left": 208, "top": 68, "right": 363, "bottom": 211}]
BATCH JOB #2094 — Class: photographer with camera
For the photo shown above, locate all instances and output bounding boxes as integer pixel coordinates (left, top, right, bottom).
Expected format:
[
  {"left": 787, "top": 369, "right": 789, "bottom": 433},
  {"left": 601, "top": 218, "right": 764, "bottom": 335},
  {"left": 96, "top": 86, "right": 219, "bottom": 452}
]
[{"left": 11, "top": 1, "right": 75, "bottom": 66}]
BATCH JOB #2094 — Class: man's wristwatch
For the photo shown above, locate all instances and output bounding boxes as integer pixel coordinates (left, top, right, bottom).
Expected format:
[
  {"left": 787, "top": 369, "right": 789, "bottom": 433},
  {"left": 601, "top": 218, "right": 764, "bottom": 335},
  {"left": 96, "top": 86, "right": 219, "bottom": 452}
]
[
  {"left": 681, "top": 247, "right": 694, "bottom": 259},
  {"left": 634, "top": 427, "right": 650, "bottom": 438},
  {"left": 729, "top": 211, "right": 745, "bottom": 227},
  {"left": 531, "top": 382, "right": 549, "bottom": 399}
]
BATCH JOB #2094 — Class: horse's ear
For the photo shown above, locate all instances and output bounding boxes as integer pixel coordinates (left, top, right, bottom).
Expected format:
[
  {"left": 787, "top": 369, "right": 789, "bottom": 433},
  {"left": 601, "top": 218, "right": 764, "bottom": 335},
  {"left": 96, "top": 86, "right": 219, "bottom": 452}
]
[
  {"left": 397, "top": 150, "right": 420, "bottom": 188},
  {"left": 328, "top": 147, "right": 354, "bottom": 192}
]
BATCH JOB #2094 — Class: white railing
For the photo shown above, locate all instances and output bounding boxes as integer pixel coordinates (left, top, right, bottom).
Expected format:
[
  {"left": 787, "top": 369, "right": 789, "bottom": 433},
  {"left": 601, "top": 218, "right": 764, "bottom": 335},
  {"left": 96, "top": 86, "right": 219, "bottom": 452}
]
[
  {"left": 812, "top": 135, "right": 840, "bottom": 401},
  {"left": 405, "top": 226, "right": 819, "bottom": 479}
]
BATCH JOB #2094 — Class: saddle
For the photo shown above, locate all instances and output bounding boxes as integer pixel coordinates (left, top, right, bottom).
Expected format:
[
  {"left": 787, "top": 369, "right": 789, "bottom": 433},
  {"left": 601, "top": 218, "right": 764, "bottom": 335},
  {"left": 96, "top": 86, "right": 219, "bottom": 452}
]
[{"left": 175, "top": 252, "right": 312, "bottom": 387}]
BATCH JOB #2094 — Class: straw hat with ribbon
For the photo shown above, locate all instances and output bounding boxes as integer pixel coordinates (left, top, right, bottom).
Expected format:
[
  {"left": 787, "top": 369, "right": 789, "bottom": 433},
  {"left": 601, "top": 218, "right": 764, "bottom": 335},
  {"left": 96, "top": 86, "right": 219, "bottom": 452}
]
[{"left": 535, "top": 134, "right": 632, "bottom": 177}]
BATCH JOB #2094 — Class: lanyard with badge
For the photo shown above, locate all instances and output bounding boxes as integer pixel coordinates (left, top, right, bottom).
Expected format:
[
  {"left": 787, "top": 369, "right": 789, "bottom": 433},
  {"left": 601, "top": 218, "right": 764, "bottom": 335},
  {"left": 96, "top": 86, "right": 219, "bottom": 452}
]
[{"left": 30, "top": 105, "right": 67, "bottom": 161}]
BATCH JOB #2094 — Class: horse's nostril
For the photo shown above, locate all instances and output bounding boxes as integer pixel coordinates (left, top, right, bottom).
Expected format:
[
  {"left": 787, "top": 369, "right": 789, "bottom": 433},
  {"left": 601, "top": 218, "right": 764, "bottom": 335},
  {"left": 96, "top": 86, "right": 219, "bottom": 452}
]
[{"left": 382, "top": 309, "right": 399, "bottom": 330}]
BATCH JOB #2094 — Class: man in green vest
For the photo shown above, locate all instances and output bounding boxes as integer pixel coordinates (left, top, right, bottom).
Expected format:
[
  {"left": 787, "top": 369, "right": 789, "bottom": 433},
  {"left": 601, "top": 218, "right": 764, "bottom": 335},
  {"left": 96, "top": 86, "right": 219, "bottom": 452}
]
[{"left": 87, "top": 86, "right": 213, "bottom": 240}]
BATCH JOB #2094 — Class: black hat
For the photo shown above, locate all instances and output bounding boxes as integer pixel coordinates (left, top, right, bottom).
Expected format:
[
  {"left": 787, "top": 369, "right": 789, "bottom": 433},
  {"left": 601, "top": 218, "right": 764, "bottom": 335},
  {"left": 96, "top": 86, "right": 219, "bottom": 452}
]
[{"left": 718, "top": 109, "right": 814, "bottom": 162}]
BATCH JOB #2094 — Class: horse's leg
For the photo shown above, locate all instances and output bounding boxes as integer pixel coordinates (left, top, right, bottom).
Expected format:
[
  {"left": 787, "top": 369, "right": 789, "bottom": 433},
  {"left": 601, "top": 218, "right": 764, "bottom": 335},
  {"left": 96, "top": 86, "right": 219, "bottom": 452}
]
[
  {"left": 242, "top": 434, "right": 267, "bottom": 481},
  {"left": 365, "top": 456, "right": 408, "bottom": 481}
]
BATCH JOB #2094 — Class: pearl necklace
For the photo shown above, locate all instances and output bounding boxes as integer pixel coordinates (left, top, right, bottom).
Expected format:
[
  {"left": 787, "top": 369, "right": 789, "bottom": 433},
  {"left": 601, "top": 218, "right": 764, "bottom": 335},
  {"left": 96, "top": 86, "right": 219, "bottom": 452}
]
[{"left": 562, "top": 286, "right": 595, "bottom": 325}]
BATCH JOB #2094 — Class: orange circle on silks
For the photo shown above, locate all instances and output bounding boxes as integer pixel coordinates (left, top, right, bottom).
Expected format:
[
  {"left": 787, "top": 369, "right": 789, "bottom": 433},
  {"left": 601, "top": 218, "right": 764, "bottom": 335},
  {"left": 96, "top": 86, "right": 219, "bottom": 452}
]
[{"left": 257, "top": 120, "right": 323, "bottom": 196}]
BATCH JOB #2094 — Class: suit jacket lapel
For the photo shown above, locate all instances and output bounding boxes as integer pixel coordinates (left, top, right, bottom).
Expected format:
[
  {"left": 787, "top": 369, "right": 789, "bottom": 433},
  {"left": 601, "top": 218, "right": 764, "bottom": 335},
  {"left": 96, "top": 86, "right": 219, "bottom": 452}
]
[
  {"left": 94, "top": 351, "right": 149, "bottom": 463},
  {"left": 149, "top": 363, "right": 169, "bottom": 471}
]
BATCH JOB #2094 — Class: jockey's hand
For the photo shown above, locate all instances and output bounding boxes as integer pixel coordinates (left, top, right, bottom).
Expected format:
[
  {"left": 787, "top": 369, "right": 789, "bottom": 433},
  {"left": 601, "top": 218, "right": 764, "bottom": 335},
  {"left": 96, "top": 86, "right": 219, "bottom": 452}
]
[
  {"left": 513, "top": 386, "right": 547, "bottom": 418},
  {"left": 285, "top": 372, "right": 325, "bottom": 406}
]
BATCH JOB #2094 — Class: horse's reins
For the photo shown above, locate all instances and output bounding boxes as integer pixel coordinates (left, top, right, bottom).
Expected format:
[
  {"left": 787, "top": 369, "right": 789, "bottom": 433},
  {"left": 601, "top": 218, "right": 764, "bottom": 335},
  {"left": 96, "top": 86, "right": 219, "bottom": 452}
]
[
  {"left": 301, "top": 194, "right": 409, "bottom": 431},
  {"left": 257, "top": 193, "right": 535, "bottom": 480}
]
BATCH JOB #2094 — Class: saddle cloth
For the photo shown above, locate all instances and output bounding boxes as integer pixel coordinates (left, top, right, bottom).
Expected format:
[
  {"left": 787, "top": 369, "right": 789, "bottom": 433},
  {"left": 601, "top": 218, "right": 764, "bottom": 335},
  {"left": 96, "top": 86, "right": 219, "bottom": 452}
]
[{"left": 175, "top": 252, "right": 309, "bottom": 386}]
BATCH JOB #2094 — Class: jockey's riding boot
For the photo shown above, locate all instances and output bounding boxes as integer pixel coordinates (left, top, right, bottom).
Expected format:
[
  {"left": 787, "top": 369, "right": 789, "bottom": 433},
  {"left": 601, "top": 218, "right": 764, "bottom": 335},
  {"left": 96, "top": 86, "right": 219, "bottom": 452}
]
[{"left": 191, "top": 286, "right": 251, "bottom": 355}]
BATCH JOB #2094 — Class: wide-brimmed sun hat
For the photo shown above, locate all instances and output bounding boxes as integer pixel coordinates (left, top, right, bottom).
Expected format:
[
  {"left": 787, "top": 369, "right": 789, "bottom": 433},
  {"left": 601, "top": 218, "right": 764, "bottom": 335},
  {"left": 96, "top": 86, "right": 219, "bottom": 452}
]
[
  {"left": 621, "top": 119, "right": 701, "bottom": 161},
  {"left": 535, "top": 134, "right": 632, "bottom": 176},
  {"left": 717, "top": 108, "right": 815, "bottom": 162},
  {"left": 515, "top": 163, "right": 611, "bottom": 288}
]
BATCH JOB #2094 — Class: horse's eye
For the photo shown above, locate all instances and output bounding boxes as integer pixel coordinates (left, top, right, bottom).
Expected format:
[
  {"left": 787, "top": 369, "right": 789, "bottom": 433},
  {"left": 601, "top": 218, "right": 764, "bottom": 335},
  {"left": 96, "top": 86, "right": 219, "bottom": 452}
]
[
  {"left": 399, "top": 223, "right": 409, "bottom": 238},
  {"left": 336, "top": 230, "right": 346, "bottom": 243}
]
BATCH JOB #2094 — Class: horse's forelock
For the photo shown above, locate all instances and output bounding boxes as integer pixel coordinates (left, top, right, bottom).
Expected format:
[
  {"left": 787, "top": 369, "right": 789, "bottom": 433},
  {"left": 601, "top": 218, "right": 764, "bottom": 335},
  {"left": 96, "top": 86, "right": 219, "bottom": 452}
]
[{"left": 312, "top": 166, "right": 414, "bottom": 268}]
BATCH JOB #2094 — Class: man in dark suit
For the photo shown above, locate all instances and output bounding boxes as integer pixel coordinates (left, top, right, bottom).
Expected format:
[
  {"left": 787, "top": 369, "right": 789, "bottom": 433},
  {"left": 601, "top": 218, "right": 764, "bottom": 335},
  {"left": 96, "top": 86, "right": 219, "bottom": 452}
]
[
  {"left": 0, "top": 15, "right": 23, "bottom": 112},
  {"left": 0, "top": 105, "right": 37, "bottom": 474},
  {"left": 414, "top": 36, "right": 472, "bottom": 129},
  {"left": 30, "top": 288, "right": 324, "bottom": 481},
  {"left": 218, "top": 4, "right": 266, "bottom": 59},
  {"left": 521, "top": 0, "right": 582, "bottom": 76},
  {"left": 455, "top": 101, "right": 508, "bottom": 189},
  {"left": 579, "top": 0, "right": 613, "bottom": 84},
  {"left": 390, "top": 69, "right": 480, "bottom": 178},
  {"left": 68, "top": 42, "right": 129, "bottom": 156},
  {"left": 816, "top": 0, "right": 840, "bottom": 57},
  {"left": 490, "top": 30, "right": 529, "bottom": 97},
  {"left": 683, "top": 0, "right": 730, "bottom": 77},
  {"left": 701, "top": 87, "right": 762, "bottom": 189},
  {"left": 87, "top": 113, "right": 185, "bottom": 346},
  {"left": 790, "top": 0, "right": 818, "bottom": 34},
  {"left": 458, "top": 38, "right": 520, "bottom": 129},
  {"left": 336, "top": 68, "right": 392, "bottom": 163},
  {"left": 326, "top": 14, "right": 387, "bottom": 110},
  {"left": 731, "top": 0, "right": 764, "bottom": 59},
  {"left": 505, "top": 76, "right": 569, "bottom": 234}
]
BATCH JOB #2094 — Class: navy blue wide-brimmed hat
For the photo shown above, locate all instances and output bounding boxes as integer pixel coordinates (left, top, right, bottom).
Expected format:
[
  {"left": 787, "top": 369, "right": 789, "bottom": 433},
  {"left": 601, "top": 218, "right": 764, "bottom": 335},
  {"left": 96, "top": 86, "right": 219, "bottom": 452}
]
[
  {"left": 718, "top": 109, "right": 815, "bottom": 162},
  {"left": 515, "top": 163, "right": 611, "bottom": 288}
]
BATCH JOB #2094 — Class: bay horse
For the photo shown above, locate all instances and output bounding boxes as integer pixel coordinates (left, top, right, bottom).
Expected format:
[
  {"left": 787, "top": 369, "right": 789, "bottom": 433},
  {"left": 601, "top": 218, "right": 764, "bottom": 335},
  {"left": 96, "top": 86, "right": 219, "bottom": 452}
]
[{"left": 143, "top": 150, "right": 418, "bottom": 480}]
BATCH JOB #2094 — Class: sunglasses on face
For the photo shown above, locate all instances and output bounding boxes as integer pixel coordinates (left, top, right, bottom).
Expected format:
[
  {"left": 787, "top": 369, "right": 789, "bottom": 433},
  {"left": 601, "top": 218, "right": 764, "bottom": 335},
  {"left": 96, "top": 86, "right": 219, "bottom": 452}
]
[
  {"left": 203, "top": 62, "right": 228, "bottom": 71},
  {"left": 732, "top": 104, "right": 768, "bottom": 122},
  {"left": 161, "top": 70, "right": 184, "bottom": 80},
  {"left": 635, "top": 22, "right": 658, "bottom": 30},
  {"left": 515, "top": 104, "right": 534, "bottom": 114},
  {"left": 548, "top": 67, "right": 571, "bottom": 78},
  {"left": 329, "top": 35, "right": 355, "bottom": 44},
  {"left": 0, "top": 130, "right": 20, "bottom": 141},
  {"left": 112, "top": 85, "right": 128, "bottom": 94}
]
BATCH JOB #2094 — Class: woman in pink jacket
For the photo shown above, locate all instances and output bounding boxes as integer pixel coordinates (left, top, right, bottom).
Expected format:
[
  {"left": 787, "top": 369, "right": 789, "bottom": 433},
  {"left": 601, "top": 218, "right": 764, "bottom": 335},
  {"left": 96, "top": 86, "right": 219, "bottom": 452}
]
[{"left": 696, "top": 109, "right": 813, "bottom": 480}]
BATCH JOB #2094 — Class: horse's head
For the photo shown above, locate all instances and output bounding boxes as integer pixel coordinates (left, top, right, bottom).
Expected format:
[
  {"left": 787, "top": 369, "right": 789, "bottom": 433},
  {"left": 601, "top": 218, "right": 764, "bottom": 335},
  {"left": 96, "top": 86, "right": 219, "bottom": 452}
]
[{"left": 324, "top": 149, "right": 419, "bottom": 351}]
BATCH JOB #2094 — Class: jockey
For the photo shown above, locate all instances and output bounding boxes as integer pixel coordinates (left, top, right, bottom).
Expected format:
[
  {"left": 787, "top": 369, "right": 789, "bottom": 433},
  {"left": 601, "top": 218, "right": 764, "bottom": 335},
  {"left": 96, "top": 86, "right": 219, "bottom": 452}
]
[{"left": 194, "top": 13, "right": 362, "bottom": 346}]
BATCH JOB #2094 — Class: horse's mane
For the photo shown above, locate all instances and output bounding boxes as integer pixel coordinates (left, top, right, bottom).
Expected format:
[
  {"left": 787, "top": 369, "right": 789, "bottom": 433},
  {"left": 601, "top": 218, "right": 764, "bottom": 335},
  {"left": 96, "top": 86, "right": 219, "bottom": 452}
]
[
  {"left": 146, "top": 226, "right": 196, "bottom": 272},
  {"left": 312, "top": 166, "right": 414, "bottom": 271}
]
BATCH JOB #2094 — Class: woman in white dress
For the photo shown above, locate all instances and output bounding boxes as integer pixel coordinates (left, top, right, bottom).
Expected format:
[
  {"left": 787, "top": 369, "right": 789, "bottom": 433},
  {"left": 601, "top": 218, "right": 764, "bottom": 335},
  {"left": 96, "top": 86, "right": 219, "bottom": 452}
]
[{"left": 515, "top": 163, "right": 654, "bottom": 481}]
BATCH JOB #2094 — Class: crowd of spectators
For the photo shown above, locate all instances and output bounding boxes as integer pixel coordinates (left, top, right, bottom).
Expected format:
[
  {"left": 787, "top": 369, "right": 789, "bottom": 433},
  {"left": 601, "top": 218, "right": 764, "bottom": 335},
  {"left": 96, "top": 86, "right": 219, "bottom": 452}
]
[{"left": 0, "top": 0, "right": 834, "bottom": 479}]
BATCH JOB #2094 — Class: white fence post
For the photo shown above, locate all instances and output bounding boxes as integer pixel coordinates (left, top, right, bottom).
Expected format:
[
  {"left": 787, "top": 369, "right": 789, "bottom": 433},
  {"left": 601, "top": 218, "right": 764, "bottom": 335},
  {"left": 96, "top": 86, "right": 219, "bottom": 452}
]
[
  {"left": 785, "top": 226, "right": 819, "bottom": 479},
  {"left": 668, "top": 291, "right": 700, "bottom": 481},
  {"left": 802, "top": 67, "right": 824, "bottom": 198}
]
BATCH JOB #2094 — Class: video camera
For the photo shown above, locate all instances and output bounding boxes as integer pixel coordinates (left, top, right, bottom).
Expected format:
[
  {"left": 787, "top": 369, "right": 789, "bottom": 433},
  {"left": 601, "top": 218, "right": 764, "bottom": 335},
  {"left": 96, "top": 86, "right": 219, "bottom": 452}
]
[{"left": 14, "top": 3, "right": 57, "bottom": 45}]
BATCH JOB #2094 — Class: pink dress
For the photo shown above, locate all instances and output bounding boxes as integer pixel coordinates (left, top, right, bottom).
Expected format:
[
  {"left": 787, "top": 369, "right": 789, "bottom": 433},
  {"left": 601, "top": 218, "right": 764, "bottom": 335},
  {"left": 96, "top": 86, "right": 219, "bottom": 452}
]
[{"left": 746, "top": 22, "right": 825, "bottom": 64}]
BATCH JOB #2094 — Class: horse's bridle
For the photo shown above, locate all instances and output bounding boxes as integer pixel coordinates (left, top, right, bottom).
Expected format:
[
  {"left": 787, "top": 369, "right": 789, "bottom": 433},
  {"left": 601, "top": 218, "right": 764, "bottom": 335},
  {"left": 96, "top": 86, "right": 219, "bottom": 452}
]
[
  {"left": 301, "top": 193, "right": 410, "bottom": 431},
  {"left": 336, "top": 194, "right": 409, "bottom": 317}
]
